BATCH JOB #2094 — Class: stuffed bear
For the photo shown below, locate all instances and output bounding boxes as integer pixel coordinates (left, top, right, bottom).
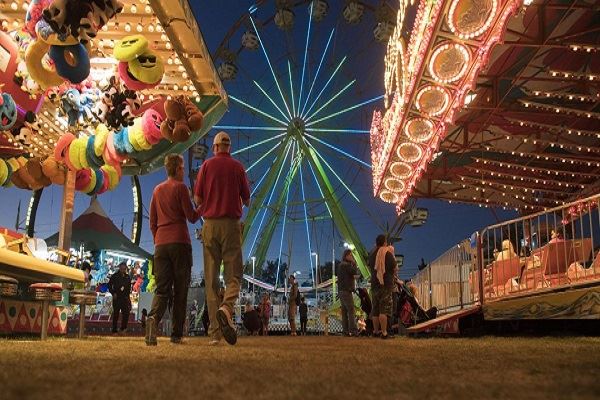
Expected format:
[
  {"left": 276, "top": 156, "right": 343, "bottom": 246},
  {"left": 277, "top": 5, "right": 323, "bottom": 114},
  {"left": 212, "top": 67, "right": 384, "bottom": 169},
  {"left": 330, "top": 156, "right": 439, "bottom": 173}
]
[{"left": 160, "top": 96, "right": 203, "bottom": 143}]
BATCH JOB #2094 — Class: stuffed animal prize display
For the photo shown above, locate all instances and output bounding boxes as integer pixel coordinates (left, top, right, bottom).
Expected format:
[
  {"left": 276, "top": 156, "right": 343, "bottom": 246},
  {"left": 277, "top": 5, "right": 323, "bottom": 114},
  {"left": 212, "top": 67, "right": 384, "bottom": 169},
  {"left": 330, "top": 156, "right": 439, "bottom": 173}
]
[{"left": 0, "top": 0, "right": 205, "bottom": 195}]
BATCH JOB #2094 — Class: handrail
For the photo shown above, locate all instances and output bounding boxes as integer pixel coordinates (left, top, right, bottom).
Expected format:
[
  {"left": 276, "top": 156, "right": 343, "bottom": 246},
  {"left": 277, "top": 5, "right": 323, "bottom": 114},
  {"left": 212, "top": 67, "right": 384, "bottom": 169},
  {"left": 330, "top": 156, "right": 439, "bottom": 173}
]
[{"left": 412, "top": 193, "right": 600, "bottom": 311}]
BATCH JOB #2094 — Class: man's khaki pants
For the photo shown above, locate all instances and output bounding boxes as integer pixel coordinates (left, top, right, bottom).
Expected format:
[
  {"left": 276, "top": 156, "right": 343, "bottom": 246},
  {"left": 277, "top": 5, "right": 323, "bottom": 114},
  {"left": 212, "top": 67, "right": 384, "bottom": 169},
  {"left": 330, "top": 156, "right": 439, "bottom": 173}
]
[
  {"left": 202, "top": 218, "right": 243, "bottom": 340},
  {"left": 288, "top": 304, "right": 297, "bottom": 334}
]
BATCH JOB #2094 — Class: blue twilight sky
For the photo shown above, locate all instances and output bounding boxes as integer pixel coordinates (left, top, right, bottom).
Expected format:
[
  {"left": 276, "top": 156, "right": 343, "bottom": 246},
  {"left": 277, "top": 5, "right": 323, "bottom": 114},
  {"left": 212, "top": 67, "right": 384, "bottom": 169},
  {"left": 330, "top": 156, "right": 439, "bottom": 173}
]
[{"left": 0, "top": 1, "right": 514, "bottom": 284}]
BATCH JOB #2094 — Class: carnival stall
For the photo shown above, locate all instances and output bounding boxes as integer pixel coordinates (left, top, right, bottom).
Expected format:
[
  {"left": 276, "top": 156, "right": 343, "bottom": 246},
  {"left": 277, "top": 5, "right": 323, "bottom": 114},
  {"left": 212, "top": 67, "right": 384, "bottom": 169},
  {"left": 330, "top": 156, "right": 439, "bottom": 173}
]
[{"left": 0, "top": 0, "right": 226, "bottom": 337}]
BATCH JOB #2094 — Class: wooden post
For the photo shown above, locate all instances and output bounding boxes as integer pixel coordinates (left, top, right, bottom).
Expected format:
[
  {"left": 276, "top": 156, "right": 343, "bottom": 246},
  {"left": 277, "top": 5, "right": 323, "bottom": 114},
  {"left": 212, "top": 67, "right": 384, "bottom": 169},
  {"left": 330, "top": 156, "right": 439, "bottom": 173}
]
[
  {"left": 57, "top": 171, "right": 76, "bottom": 263},
  {"left": 78, "top": 304, "right": 86, "bottom": 339},
  {"left": 40, "top": 299, "right": 49, "bottom": 340}
]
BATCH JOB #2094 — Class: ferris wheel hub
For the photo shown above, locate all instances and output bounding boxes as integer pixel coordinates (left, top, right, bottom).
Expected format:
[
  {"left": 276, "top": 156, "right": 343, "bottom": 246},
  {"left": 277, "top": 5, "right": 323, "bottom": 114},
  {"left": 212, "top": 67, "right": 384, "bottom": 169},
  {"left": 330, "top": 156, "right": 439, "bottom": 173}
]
[{"left": 287, "top": 117, "right": 306, "bottom": 136}]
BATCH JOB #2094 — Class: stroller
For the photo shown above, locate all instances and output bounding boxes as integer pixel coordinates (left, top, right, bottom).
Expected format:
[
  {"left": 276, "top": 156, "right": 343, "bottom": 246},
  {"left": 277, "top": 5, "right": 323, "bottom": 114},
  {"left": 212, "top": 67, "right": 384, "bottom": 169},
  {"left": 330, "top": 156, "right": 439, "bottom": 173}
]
[
  {"left": 397, "top": 283, "right": 437, "bottom": 328},
  {"left": 356, "top": 287, "right": 374, "bottom": 336}
]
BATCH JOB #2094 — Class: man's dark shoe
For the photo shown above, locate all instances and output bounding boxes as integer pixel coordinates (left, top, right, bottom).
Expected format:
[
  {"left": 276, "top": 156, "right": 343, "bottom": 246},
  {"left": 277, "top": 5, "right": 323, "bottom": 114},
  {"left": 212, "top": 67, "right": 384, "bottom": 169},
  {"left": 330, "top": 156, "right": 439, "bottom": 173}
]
[
  {"left": 170, "top": 336, "right": 183, "bottom": 344},
  {"left": 216, "top": 307, "right": 237, "bottom": 345},
  {"left": 381, "top": 333, "right": 389, "bottom": 340},
  {"left": 145, "top": 316, "right": 157, "bottom": 346}
]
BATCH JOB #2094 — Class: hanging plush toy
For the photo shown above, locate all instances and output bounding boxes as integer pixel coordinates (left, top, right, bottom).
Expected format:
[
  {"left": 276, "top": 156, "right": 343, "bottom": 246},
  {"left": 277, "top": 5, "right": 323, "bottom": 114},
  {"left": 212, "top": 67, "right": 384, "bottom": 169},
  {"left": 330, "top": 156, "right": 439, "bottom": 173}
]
[
  {"left": 59, "top": 88, "right": 95, "bottom": 128},
  {"left": 25, "top": 0, "right": 52, "bottom": 37},
  {"left": 42, "top": 0, "right": 123, "bottom": 45},
  {"left": 160, "top": 96, "right": 204, "bottom": 143},
  {"left": 0, "top": 92, "right": 18, "bottom": 131},
  {"left": 114, "top": 35, "right": 164, "bottom": 90},
  {"left": 94, "top": 76, "right": 140, "bottom": 130}
]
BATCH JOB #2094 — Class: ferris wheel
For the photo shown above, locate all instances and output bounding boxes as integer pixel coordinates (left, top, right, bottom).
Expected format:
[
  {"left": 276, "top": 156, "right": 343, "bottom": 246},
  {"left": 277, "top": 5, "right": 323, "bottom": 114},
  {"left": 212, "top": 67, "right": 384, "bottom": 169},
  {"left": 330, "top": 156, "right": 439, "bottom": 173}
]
[{"left": 211, "top": 1, "right": 398, "bottom": 286}]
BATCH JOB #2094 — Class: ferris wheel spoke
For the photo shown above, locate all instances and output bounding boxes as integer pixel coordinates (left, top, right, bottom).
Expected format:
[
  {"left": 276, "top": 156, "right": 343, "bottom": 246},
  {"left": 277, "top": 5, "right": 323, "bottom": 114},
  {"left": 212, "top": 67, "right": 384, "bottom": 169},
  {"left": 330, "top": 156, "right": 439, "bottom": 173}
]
[
  {"left": 299, "top": 161, "right": 315, "bottom": 287},
  {"left": 297, "top": 1, "right": 313, "bottom": 115},
  {"left": 229, "top": 95, "right": 288, "bottom": 127},
  {"left": 306, "top": 128, "right": 370, "bottom": 134},
  {"left": 253, "top": 81, "right": 291, "bottom": 122},
  {"left": 304, "top": 80, "right": 356, "bottom": 123},
  {"left": 307, "top": 160, "right": 332, "bottom": 218},
  {"left": 300, "top": 28, "right": 335, "bottom": 117},
  {"left": 232, "top": 133, "right": 287, "bottom": 156},
  {"left": 288, "top": 61, "right": 296, "bottom": 118},
  {"left": 307, "top": 141, "right": 360, "bottom": 203},
  {"left": 247, "top": 142, "right": 294, "bottom": 257},
  {"left": 214, "top": 125, "right": 284, "bottom": 132},
  {"left": 247, "top": 141, "right": 283, "bottom": 172},
  {"left": 304, "top": 133, "right": 371, "bottom": 169},
  {"left": 249, "top": 16, "right": 293, "bottom": 120},
  {"left": 301, "top": 56, "right": 347, "bottom": 119},
  {"left": 305, "top": 94, "right": 384, "bottom": 127},
  {"left": 250, "top": 167, "right": 271, "bottom": 198}
]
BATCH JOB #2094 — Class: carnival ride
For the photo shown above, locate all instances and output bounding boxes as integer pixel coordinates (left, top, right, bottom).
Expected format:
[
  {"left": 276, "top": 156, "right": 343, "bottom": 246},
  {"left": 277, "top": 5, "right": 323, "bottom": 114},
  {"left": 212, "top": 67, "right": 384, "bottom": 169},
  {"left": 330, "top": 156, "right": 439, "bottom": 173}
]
[
  {"left": 212, "top": 1, "right": 405, "bottom": 289},
  {"left": 368, "top": 0, "right": 600, "bottom": 333}
]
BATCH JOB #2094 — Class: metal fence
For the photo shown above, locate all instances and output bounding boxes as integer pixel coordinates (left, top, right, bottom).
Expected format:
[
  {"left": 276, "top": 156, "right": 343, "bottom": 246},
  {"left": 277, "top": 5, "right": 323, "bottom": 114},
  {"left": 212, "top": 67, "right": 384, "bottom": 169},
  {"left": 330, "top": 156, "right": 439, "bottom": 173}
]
[
  {"left": 480, "top": 194, "right": 600, "bottom": 300},
  {"left": 412, "top": 194, "right": 600, "bottom": 313},
  {"left": 412, "top": 239, "right": 475, "bottom": 312}
]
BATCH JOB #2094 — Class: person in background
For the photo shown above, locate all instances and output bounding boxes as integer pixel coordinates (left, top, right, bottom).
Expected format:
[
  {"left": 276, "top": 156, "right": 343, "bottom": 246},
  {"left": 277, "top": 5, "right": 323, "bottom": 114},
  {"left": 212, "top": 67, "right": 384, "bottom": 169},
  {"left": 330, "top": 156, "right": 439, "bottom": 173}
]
[
  {"left": 368, "top": 234, "right": 397, "bottom": 339},
  {"left": 201, "top": 298, "right": 210, "bottom": 336},
  {"left": 194, "top": 131, "right": 250, "bottom": 346},
  {"left": 81, "top": 261, "right": 93, "bottom": 290},
  {"left": 108, "top": 261, "right": 131, "bottom": 334},
  {"left": 287, "top": 275, "right": 299, "bottom": 336},
  {"left": 147, "top": 153, "right": 200, "bottom": 346},
  {"left": 258, "top": 293, "right": 271, "bottom": 336},
  {"left": 242, "top": 302, "right": 261, "bottom": 335},
  {"left": 337, "top": 249, "right": 360, "bottom": 336},
  {"left": 299, "top": 296, "right": 308, "bottom": 336}
]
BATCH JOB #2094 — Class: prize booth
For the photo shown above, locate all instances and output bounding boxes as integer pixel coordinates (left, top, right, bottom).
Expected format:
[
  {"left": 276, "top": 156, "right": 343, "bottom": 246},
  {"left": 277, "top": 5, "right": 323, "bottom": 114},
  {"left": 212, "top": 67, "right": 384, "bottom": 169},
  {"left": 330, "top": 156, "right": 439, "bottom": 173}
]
[{"left": 0, "top": 0, "right": 226, "bottom": 338}]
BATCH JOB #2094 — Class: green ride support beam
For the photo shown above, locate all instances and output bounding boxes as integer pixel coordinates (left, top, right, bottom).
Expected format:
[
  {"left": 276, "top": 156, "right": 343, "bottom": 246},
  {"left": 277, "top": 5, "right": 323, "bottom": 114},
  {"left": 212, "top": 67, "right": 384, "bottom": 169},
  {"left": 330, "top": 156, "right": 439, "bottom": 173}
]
[
  {"left": 293, "top": 134, "right": 371, "bottom": 280},
  {"left": 251, "top": 152, "right": 303, "bottom": 271},
  {"left": 242, "top": 135, "right": 293, "bottom": 243}
]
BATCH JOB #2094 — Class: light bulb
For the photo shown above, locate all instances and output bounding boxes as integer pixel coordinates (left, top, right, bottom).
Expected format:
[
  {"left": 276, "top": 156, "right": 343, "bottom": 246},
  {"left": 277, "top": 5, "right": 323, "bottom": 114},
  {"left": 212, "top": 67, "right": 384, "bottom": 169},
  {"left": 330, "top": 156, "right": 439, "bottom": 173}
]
[
  {"left": 145, "top": 5, "right": 152, "bottom": 13},
  {"left": 136, "top": 23, "right": 143, "bottom": 32},
  {"left": 148, "top": 25, "right": 154, "bottom": 33},
  {"left": 130, "top": 4, "right": 137, "bottom": 13},
  {"left": 11, "top": 2, "right": 18, "bottom": 11},
  {"left": 160, "top": 34, "right": 167, "bottom": 41},
  {"left": 166, "top": 42, "right": 171, "bottom": 49},
  {"left": 125, "top": 23, "right": 131, "bottom": 32}
]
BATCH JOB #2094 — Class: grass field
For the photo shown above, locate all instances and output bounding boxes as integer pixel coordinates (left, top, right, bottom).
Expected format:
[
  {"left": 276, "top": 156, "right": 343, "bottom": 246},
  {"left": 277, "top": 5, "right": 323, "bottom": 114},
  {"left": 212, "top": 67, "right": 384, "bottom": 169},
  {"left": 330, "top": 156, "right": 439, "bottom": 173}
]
[{"left": 1, "top": 335, "right": 599, "bottom": 400}]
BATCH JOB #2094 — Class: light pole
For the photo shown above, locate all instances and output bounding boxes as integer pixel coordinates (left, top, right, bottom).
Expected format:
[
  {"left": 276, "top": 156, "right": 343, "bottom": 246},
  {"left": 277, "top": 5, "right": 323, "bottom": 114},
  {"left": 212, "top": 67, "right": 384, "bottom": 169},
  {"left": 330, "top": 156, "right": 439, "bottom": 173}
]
[
  {"left": 311, "top": 252, "right": 318, "bottom": 305},
  {"left": 251, "top": 256, "right": 256, "bottom": 295}
]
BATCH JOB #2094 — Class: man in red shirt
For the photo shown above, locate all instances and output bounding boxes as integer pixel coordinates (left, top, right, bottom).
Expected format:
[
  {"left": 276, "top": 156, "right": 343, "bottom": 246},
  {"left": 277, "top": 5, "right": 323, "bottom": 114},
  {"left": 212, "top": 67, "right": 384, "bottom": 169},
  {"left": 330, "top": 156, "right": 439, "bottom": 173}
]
[
  {"left": 194, "top": 131, "right": 250, "bottom": 346},
  {"left": 147, "top": 154, "right": 200, "bottom": 346}
]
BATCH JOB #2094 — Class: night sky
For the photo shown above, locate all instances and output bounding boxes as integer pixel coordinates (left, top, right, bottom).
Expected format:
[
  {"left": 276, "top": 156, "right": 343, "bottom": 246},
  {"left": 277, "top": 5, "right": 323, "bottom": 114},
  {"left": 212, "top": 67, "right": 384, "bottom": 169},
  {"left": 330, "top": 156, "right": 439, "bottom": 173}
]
[{"left": 0, "top": 1, "right": 514, "bottom": 284}]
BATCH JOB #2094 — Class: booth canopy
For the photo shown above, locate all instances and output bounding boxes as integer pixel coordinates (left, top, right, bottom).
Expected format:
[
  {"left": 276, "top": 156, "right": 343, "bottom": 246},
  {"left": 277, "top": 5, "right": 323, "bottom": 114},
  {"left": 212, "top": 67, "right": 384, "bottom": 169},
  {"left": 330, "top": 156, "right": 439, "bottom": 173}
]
[{"left": 46, "top": 198, "right": 152, "bottom": 259}]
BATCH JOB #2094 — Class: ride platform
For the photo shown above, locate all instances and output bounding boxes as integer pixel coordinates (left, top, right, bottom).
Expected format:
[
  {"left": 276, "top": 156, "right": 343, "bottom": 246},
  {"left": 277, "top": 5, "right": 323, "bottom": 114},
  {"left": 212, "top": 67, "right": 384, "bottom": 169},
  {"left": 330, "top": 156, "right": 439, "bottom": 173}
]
[
  {"left": 406, "top": 306, "right": 482, "bottom": 336},
  {"left": 483, "top": 279, "right": 600, "bottom": 321}
]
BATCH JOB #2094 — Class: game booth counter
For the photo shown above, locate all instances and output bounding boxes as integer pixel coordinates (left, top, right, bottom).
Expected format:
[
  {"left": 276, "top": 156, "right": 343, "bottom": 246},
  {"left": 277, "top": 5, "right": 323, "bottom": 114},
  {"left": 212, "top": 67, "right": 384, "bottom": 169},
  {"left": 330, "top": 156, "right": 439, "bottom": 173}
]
[
  {"left": 0, "top": 0, "right": 227, "bottom": 338},
  {"left": 44, "top": 198, "right": 153, "bottom": 336}
]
